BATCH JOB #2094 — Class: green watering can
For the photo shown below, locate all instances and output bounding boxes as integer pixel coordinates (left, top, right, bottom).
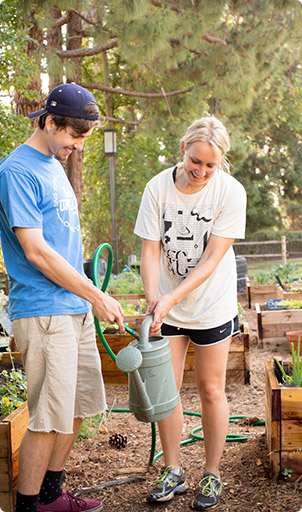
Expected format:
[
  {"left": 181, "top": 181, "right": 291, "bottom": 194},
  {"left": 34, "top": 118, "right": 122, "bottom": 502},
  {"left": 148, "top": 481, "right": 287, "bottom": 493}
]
[{"left": 116, "top": 315, "right": 179, "bottom": 423}]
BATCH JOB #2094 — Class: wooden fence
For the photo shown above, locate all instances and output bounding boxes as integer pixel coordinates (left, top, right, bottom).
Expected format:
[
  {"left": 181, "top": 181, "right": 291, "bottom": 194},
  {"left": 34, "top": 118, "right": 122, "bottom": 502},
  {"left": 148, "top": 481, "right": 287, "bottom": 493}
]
[{"left": 233, "top": 235, "right": 302, "bottom": 263}]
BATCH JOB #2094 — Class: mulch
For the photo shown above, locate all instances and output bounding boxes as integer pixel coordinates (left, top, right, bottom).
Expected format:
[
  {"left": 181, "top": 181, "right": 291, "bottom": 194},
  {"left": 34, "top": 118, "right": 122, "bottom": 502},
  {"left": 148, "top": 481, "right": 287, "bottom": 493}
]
[{"left": 64, "top": 306, "right": 302, "bottom": 512}]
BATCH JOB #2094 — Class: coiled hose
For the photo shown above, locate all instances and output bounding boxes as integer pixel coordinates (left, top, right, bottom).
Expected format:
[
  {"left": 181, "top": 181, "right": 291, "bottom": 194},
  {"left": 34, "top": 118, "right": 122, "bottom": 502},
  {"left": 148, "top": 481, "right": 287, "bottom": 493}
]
[{"left": 92, "top": 243, "right": 264, "bottom": 466}]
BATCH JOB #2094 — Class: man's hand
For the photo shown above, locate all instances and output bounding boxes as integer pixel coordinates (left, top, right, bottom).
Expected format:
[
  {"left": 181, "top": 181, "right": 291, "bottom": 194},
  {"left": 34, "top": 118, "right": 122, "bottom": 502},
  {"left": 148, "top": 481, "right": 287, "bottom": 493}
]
[{"left": 92, "top": 291, "right": 125, "bottom": 333}]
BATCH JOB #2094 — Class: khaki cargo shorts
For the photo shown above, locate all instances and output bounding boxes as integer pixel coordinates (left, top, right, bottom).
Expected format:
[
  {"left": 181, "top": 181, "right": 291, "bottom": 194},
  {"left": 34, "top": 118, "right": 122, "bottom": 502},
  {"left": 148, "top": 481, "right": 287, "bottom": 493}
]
[{"left": 11, "top": 311, "right": 106, "bottom": 433}]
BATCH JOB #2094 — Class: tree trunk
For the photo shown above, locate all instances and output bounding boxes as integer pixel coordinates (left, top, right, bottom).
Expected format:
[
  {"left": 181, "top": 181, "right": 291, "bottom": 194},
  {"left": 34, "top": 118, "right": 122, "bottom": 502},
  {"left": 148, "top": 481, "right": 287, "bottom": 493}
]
[
  {"left": 14, "top": 11, "right": 43, "bottom": 125},
  {"left": 65, "top": 10, "right": 83, "bottom": 212},
  {"left": 47, "top": 7, "right": 63, "bottom": 90}
]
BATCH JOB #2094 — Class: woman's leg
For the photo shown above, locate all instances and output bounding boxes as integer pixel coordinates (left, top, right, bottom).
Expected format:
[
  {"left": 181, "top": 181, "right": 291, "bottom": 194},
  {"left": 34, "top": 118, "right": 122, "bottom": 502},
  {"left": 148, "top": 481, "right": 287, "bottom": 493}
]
[
  {"left": 157, "top": 335, "right": 190, "bottom": 467},
  {"left": 194, "top": 337, "right": 231, "bottom": 476}
]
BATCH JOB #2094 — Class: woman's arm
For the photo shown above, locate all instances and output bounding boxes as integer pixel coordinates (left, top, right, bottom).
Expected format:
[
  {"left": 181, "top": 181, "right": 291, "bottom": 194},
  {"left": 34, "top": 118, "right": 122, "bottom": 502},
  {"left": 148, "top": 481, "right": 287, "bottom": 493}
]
[
  {"left": 140, "top": 238, "right": 162, "bottom": 332},
  {"left": 152, "top": 234, "right": 235, "bottom": 324}
]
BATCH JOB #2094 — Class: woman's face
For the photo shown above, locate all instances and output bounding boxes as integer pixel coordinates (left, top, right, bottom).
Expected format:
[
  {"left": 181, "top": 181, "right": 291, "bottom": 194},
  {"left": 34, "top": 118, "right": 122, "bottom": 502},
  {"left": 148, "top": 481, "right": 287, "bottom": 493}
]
[{"left": 180, "top": 140, "right": 221, "bottom": 191}]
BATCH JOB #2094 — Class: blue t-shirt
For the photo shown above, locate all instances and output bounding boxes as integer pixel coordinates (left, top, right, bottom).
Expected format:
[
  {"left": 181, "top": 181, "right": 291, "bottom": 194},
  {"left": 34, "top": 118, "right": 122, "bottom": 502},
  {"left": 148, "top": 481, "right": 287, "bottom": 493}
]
[{"left": 0, "top": 144, "right": 90, "bottom": 320}]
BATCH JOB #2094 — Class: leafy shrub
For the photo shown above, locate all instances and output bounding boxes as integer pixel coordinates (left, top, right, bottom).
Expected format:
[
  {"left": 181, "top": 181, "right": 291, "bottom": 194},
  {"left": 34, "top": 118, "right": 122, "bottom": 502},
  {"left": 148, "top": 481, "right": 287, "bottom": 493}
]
[
  {"left": 106, "top": 270, "right": 144, "bottom": 295},
  {"left": 251, "top": 262, "right": 300, "bottom": 285},
  {"left": 0, "top": 352, "right": 27, "bottom": 418}
]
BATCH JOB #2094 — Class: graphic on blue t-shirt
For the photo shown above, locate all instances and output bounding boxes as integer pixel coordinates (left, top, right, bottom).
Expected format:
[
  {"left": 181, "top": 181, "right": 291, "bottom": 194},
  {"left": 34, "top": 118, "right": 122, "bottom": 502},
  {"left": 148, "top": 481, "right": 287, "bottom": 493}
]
[
  {"left": 53, "top": 174, "right": 80, "bottom": 232},
  {"left": 162, "top": 204, "right": 213, "bottom": 277}
]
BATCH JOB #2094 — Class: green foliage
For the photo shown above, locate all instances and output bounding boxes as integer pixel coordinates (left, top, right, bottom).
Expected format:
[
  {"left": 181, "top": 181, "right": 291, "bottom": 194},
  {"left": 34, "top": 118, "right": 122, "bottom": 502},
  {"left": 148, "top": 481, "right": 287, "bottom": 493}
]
[
  {"left": 251, "top": 262, "right": 300, "bottom": 285},
  {"left": 0, "top": 352, "right": 27, "bottom": 418},
  {"left": 274, "top": 338, "right": 302, "bottom": 387},
  {"left": 76, "top": 414, "right": 102, "bottom": 442},
  {"left": 238, "top": 302, "right": 245, "bottom": 322},
  {"left": 3, "top": 0, "right": 302, "bottom": 260},
  {"left": 0, "top": 104, "right": 32, "bottom": 160},
  {"left": 106, "top": 271, "right": 144, "bottom": 295},
  {"left": 282, "top": 468, "right": 293, "bottom": 480},
  {"left": 278, "top": 299, "right": 302, "bottom": 310},
  {"left": 0, "top": 0, "right": 39, "bottom": 94}
]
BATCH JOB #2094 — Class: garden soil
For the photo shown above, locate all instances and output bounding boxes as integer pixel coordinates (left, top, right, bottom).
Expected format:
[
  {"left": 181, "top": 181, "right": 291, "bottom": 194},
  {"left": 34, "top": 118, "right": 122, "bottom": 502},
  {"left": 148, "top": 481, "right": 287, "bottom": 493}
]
[{"left": 64, "top": 302, "right": 302, "bottom": 512}]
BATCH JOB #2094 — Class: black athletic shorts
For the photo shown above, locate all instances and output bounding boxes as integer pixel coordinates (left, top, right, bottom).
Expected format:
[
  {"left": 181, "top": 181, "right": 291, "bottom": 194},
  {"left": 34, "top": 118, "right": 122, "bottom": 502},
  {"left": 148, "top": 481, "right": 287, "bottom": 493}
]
[{"left": 161, "top": 315, "right": 239, "bottom": 346}]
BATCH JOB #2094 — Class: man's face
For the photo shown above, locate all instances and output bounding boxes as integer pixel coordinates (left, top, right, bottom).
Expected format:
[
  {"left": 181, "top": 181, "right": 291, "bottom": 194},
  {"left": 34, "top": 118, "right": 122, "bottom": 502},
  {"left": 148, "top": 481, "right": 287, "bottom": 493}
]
[{"left": 47, "top": 125, "right": 94, "bottom": 161}]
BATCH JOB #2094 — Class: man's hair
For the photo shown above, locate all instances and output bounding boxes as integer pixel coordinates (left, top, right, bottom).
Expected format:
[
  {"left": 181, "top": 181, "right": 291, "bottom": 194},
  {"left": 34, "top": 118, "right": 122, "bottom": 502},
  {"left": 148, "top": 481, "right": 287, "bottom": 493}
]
[{"left": 38, "top": 102, "right": 99, "bottom": 134}]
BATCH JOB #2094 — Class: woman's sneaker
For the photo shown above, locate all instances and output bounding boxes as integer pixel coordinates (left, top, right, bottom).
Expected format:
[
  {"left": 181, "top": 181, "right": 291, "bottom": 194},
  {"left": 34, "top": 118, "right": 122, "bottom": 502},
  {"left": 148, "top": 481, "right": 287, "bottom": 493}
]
[
  {"left": 38, "top": 490, "right": 103, "bottom": 511},
  {"left": 192, "top": 472, "right": 222, "bottom": 510},
  {"left": 147, "top": 466, "right": 188, "bottom": 503}
]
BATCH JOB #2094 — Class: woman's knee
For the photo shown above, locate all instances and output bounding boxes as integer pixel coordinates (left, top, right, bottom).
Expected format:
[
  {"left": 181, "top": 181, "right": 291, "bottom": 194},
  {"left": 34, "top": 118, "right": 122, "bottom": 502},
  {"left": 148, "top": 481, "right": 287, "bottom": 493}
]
[{"left": 196, "top": 380, "right": 226, "bottom": 405}]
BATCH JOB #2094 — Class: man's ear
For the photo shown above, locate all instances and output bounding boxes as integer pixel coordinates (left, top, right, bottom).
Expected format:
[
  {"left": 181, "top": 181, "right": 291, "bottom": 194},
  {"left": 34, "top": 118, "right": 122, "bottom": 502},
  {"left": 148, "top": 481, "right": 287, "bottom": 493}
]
[{"left": 45, "top": 116, "right": 54, "bottom": 133}]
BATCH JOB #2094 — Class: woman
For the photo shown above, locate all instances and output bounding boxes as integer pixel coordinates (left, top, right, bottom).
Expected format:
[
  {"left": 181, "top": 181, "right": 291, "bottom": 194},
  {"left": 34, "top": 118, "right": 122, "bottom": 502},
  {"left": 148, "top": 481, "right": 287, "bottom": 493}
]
[{"left": 134, "top": 116, "right": 246, "bottom": 511}]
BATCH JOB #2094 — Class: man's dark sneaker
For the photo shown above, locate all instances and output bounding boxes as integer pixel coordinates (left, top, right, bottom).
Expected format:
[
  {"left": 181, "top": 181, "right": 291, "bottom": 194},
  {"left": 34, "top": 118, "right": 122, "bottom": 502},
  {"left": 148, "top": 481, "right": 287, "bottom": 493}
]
[
  {"left": 147, "top": 466, "right": 188, "bottom": 503},
  {"left": 38, "top": 490, "right": 103, "bottom": 511},
  {"left": 192, "top": 472, "right": 222, "bottom": 510}
]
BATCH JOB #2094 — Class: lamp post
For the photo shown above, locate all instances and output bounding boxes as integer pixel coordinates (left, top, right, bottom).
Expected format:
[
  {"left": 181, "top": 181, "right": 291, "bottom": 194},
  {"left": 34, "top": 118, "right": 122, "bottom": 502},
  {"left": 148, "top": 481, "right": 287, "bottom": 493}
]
[{"left": 103, "top": 129, "right": 119, "bottom": 275}]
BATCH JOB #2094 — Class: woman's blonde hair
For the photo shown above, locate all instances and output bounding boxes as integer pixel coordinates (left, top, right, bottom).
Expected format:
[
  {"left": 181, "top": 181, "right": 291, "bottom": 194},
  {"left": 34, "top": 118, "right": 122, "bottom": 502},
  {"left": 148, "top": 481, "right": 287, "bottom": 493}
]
[{"left": 181, "top": 116, "right": 230, "bottom": 173}]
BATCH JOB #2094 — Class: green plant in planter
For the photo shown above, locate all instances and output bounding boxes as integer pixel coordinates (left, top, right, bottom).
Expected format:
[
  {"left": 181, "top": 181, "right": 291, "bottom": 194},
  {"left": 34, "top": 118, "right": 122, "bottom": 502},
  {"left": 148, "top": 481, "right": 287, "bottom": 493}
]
[
  {"left": 106, "top": 270, "right": 144, "bottom": 295},
  {"left": 278, "top": 299, "right": 302, "bottom": 310},
  {"left": 0, "top": 350, "right": 27, "bottom": 418},
  {"left": 238, "top": 303, "right": 245, "bottom": 323},
  {"left": 251, "top": 262, "right": 301, "bottom": 285},
  {"left": 274, "top": 337, "right": 302, "bottom": 387}
]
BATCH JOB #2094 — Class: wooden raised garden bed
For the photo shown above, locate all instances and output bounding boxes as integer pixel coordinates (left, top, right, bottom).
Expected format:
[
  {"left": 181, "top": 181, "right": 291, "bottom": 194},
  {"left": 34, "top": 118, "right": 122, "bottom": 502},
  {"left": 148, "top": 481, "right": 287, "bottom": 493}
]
[
  {"left": 256, "top": 303, "right": 302, "bottom": 350},
  {"left": 0, "top": 353, "right": 28, "bottom": 512},
  {"left": 97, "top": 322, "right": 250, "bottom": 386},
  {"left": 246, "top": 276, "right": 278, "bottom": 309},
  {"left": 276, "top": 284, "right": 302, "bottom": 300},
  {"left": 265, "top": 360, "right": 302, "bottom": 480}
]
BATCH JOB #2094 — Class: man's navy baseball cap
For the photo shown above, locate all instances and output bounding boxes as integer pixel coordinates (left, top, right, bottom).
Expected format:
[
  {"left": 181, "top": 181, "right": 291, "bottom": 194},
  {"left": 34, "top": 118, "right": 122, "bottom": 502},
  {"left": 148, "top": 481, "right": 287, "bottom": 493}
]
[{"left": 28, "top": 83, "right": 99, "bottom": 120}]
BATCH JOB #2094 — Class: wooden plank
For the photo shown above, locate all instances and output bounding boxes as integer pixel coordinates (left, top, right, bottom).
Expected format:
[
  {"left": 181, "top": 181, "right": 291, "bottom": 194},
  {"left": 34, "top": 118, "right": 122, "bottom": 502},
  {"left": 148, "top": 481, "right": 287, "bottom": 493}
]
[
  {"left": 0, "top": 352, "right": 22, "bottom": 366},
  {"left": 111, "top": 294, "right": 145, "bottom": 301},
  {"left": 6, "top": 402, "right": 29, "bottom": 454},
  {"left": 0, "top": 491, "right": 14, "bottom": 512},
  {"left": 269, "top": 452, "right": 281, "bottom": 480},
  {"left": 225, "top": 370, "right": 245, "bottom": 385},
  {"left": 0, "top": 423, "right": 9, "bottom": 459},
  {"left": 281, "top": 420, "right": 302, "bottom": 451},
  {"left": 277, "top": 285, "right": 302, "bottom": 300},
  {"left": 0, "top": 458, "right": 11, "bottom": 493},
  {"left": 280, "top": 451, "right": 302, "bottom": 477},
  {"left": 281, "top": 388, "right": 302, "bottom": 420}
]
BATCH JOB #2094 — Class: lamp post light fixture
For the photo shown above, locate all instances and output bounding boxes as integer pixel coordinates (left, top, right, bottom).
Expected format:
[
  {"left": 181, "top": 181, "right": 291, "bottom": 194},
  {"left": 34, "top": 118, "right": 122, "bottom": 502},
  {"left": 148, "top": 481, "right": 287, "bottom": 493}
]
[
  {"left": 103, "top": 128, "right": 118, "bottom": 275},
  {"left": 103, "top": 129, "right": 117, "bottom": 156}
]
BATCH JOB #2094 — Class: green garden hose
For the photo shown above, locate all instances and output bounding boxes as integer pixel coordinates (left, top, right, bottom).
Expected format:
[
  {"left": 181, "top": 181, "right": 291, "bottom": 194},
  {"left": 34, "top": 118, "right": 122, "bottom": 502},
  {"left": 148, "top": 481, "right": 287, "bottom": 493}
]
[{"left": 92, "top": 243, "right": 264, "bottom": 466}]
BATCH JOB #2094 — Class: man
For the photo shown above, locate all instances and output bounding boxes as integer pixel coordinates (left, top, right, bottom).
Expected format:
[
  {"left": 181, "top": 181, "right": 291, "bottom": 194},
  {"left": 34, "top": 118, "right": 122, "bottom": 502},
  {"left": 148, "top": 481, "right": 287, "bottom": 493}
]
[{"left": 0, "top": 83, "right": 125, "bottom": 512}]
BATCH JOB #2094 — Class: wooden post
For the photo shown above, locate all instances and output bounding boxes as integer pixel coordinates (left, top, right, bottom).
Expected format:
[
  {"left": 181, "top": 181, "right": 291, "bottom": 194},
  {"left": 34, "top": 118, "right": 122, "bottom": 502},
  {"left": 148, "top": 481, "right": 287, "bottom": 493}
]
[{"left": 281, "top": 236, "right": 287, "bottom": 264}]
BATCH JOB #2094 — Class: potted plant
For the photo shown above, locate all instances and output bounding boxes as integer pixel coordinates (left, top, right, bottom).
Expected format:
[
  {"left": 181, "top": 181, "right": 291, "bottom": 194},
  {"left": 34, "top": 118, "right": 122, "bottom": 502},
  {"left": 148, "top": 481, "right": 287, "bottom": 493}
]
[{"left": 265, "top": 340, "right": 302, "bottom": 480}]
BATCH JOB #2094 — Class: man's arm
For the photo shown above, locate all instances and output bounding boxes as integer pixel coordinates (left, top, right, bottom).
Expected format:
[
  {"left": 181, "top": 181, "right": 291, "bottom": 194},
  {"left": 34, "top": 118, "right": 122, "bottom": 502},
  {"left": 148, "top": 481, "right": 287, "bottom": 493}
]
[{"left": 14, "top": 227, "right": 125, "bottom": 332}]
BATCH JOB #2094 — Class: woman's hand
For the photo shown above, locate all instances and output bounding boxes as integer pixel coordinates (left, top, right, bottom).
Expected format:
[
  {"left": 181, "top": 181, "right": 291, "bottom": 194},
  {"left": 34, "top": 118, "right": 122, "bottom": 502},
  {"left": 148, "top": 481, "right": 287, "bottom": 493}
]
[{"left": 148, "top": 293, "right": 176, "bottom": 334}]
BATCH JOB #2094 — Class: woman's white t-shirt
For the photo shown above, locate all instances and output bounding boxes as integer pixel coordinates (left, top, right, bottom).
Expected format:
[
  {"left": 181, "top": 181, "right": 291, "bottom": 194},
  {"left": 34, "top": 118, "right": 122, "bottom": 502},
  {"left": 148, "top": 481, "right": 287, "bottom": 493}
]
[{"left": 134, "top": 166, "right": 247, "bottom": 329}]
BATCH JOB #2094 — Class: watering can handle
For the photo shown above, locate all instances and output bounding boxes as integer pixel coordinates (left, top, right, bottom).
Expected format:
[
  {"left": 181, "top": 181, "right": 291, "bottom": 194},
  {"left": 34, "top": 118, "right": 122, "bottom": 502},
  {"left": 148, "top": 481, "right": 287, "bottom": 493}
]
[{"left": 139, "top": 315, "right": 154, "bottom": 350}]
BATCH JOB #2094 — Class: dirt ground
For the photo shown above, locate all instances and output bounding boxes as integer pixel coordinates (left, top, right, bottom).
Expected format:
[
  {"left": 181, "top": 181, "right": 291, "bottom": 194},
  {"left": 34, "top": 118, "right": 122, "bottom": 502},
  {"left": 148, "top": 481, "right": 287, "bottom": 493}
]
[{"left": 65, "top": 302, "right": 302, "bottom": 512}]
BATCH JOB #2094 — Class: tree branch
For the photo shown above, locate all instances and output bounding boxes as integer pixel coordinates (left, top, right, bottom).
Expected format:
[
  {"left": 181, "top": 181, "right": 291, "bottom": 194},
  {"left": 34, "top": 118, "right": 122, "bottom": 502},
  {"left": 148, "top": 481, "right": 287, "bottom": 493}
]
[
  {"left": 150, "top": 0, "right": 181, "bottom": 13},
  {"left": 54, "top": 11, "right": 73, "bottom": 27},
  {"left": 99, "top": 105, "right": 152, "bottom": 126},
  {"left": 69, "top": 8, "right": 100, "bottom": 26},
  {"left": 142, "top": 62, "right": 173, "bottom": 118},
  {"left": 56, "top": 40, "right": 118, "bottom": 58},
  {"left": 202, "top": 33, "right": 227, "bottom": 46},
  {"left": 80, "top": 82, "right": 195, "bottom": 98}
]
